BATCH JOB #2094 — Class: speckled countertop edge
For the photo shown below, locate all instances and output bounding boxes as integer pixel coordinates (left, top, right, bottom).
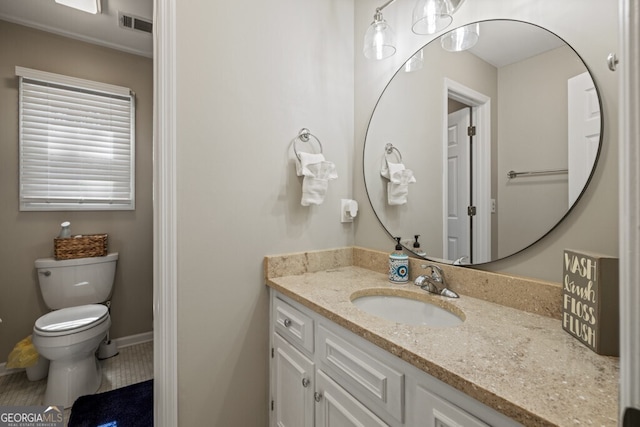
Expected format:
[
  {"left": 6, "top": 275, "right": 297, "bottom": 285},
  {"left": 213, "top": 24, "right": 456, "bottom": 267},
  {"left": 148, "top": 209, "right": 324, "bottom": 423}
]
[{"left": 264, "top": 248, "right": 619, "bottom": 427}]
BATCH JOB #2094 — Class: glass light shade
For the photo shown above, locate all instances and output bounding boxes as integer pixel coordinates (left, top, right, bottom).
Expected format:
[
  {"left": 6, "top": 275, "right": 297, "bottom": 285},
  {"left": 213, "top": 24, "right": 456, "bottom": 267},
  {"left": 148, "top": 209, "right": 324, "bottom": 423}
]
[
  {"left": 440, "top": 23, "right": 480, "bottom": 52},
  {"left": 404, "top": 49, "right": 424, "bottom": 72},
  {"left": 363, "top": 12, "right": 397, "bottom": 60},
  {"left": 412, "top": 0, "right": 453, "bottom": 35}
]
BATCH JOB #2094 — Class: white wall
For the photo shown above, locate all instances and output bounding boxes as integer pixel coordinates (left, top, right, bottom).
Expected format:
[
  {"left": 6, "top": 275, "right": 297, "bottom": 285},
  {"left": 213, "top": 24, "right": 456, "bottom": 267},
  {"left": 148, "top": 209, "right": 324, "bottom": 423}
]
[
  {"left": 174, "top": 0, "right": 354, "bottom": 425},
  {"left": 355, "top": 0, "right": 619, "bottom": 282},
  {"left": 363, "top": 42, "right": 497, "bottom": 259},
  {"left": 170, "top": 0, "right": 617, "bottom": 423}
]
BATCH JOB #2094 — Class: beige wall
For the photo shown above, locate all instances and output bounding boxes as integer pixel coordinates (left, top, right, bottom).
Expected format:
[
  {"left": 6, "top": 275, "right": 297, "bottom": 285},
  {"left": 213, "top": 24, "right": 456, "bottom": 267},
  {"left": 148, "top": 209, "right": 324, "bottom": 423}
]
[
  {"left": 497, "top": 45, "right": 586, "bottom": 257},
  {"left": 0, "top": 21, "right": 153, "bottom": 360},
  {"left": 355, "top": 0, "right": 619, "bottom": 283},
  {"left": 175, "top": 0, "right": 354, "bottom": 425}
]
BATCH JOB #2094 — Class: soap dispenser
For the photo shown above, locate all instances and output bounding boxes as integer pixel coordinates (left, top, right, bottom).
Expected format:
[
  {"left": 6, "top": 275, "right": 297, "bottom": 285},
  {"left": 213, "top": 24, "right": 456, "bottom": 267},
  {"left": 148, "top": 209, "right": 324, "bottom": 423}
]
[
  {"left": 412, "top": 235, "right": 426, "bottom": 257},
  {"left": 58, "top": 221, "right": 71, "bottom": 238},
  {"left": 389, "top": 237, "right": 409, "bottom": 284}
]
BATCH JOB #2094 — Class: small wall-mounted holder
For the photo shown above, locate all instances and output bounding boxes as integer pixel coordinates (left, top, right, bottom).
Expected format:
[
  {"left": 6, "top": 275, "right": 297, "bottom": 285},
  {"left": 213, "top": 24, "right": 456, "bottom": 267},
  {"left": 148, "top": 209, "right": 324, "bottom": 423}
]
[
  {"left": 384, "top": 143, "right": 402, "bottom": 162},
  {"left": 607, "top": 53, "right": 619, "bottom": 72},
  {"left": 293, "top": 128, "right": 323, "bottom": 160},
  {"left": 341, "top": 199, "right": 358, "bottom": 223}
]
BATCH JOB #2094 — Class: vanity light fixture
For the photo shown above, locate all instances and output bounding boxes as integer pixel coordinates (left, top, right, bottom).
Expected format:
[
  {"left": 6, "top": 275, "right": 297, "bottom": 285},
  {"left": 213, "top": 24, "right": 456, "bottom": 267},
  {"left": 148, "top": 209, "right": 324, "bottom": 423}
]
[
  {"left": 404, "top": 49, "right": 424, "bottom": 72},
  {"left": 440, "top": 22, "right": 479, "bottom": 52},
  {"left": 54, "top": 0, "right": 101, "bottom": 14},
  {"left": 364, "top": 0, "right": 465, "bottom": 60},
  {"left": 363, "top": 0, "right": 398, "bottom": 60},
  {"left": 412, "top": 0, "right": 453, "bottom": 35}
]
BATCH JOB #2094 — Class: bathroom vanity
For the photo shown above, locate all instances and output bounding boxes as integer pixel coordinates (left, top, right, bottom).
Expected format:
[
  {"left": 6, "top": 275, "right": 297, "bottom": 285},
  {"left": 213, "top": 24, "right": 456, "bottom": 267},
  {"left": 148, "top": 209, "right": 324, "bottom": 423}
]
[{"left": 265, "top": 248, "right": 619, "bottom": 427}]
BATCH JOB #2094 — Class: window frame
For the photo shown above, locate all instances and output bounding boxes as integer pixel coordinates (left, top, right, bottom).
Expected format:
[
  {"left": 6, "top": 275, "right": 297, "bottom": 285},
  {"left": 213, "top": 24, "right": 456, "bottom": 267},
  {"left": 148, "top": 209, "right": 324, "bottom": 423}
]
[{"left": 16, "top": 66, "right": 136, "bottom": 211}]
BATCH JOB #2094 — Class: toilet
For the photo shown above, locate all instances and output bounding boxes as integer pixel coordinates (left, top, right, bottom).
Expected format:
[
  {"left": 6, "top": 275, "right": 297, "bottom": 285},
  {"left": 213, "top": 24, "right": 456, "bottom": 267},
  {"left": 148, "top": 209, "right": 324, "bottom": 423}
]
[{"left": 32, "top": 252, "right": 118, "bottom": 408}]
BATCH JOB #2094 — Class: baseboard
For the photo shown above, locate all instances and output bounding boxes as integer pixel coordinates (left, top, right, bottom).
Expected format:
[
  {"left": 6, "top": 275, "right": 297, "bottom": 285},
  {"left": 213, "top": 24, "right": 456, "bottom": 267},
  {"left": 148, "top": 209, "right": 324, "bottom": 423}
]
[
  {"left": 113, "top": 331, "right": 153, "bottom": 348},
  {"left": 0, "top": 331, "right": 154, "bottom": 377},
  {"left": 0, "top": 364, "right": 23, "bottom": 377}
]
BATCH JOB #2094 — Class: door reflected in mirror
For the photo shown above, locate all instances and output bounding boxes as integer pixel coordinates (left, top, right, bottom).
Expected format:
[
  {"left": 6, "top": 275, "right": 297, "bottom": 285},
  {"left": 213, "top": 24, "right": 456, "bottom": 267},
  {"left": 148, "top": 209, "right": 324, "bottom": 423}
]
[{"left": 364, "top": 20, "right": 602, "bottom": 265}]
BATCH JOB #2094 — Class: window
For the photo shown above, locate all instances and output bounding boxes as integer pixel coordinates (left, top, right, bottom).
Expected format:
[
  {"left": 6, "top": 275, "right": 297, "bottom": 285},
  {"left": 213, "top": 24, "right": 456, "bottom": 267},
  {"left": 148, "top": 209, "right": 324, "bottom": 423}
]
[{"left": 16, "top": 66, "right": 135, "bottom": 211}]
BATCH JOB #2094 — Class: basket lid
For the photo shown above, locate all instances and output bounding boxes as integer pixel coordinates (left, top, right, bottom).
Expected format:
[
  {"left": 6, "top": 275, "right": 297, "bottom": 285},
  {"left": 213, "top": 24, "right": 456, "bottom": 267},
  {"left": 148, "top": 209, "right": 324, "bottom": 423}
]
[{"left": 36, "top": 252, "right": 118, "bottom": 269}]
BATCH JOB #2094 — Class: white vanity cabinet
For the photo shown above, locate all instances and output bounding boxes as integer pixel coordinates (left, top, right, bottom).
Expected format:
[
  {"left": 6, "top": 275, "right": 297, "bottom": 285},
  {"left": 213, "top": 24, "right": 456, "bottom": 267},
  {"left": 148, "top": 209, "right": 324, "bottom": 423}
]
[
  {"left": 272, "top": 332, "right": 315, "bottom": 427},
  {"left": 411, "top": 385, "right": 489, "bottom": 427},
  {"left": 315, "top": 369, "right": 388, "bottom": 427},
  {"left": 269, "top": 290, "right": 520, "bottom": 427}
]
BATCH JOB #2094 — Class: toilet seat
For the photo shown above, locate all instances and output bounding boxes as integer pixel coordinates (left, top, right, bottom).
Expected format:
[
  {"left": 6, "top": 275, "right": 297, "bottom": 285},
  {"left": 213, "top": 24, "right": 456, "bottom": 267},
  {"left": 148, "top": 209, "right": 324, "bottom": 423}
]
[{"left": 35, "top": 304, "right": 109, "bottom": 337}]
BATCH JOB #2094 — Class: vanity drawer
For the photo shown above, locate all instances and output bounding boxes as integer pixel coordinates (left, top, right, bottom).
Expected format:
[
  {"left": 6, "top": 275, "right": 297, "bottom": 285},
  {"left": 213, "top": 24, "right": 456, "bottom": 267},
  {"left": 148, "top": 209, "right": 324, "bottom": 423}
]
[
  {"left": 317, "top": 323, "right": 404, "bottom": 423},
  {"left": 274, "top": 296, "right": 314, "bottom": 353}
]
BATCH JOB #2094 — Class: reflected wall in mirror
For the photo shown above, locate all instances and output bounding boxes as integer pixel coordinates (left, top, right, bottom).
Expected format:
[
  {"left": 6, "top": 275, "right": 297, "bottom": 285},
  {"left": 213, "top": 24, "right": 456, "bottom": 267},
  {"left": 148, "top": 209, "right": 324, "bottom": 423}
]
[{"left": 364, "top": 20, "right": 602, "bottom": 265}]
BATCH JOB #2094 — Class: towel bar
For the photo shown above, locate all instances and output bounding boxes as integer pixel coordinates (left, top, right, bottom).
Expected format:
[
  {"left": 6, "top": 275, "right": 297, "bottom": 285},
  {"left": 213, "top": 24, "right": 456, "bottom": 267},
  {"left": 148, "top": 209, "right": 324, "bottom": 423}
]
[
  {"left": 384, "top": 143, "right": 402, "bottom": 162},
  {"left": 294, "top": 128, "right": 323, "bottom": 160},
  {"left": 507, "top": 169, "right": 568, "bottom": 179}
]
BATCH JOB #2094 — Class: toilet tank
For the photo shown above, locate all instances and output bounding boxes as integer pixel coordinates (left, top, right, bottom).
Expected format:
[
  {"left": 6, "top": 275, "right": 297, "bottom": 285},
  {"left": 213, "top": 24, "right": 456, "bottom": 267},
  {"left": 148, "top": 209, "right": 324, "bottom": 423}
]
[{"left": 35, "top": 253, "right": 118, "bottom": 310}]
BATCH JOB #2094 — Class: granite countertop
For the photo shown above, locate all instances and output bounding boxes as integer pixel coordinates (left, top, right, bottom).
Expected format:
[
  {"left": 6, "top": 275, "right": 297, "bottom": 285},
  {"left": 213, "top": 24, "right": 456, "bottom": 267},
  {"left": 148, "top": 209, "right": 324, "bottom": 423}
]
[{"left": 266, "top": 265, "right": 619, "bottom": 427}]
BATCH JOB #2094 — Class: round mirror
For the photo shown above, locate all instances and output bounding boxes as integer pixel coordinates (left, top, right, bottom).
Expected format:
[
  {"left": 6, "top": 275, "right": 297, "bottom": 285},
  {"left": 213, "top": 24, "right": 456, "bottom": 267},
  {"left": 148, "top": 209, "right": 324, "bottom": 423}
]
[{"left": 364, "top": 20, "right": 602, "bottom": 265}]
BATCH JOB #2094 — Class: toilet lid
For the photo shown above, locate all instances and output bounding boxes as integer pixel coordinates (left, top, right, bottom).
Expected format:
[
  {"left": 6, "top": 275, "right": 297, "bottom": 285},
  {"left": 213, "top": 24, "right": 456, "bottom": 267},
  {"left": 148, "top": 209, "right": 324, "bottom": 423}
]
[{"left": 35, "top": 304, "right": 109, "bottom": 335}]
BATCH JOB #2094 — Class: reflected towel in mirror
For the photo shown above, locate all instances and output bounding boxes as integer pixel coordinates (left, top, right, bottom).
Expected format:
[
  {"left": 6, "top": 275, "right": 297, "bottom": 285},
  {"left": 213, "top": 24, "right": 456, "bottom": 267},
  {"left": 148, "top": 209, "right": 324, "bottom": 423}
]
[{"left": 381, "top": 159, "right": 416, "bottom": 205}]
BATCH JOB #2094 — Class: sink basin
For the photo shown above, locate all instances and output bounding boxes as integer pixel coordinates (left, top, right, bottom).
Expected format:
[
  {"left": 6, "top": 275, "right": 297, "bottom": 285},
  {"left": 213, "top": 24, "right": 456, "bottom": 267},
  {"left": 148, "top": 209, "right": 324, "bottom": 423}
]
[{"left": 351, "top": 292, "right": 464, "bottom": 327}]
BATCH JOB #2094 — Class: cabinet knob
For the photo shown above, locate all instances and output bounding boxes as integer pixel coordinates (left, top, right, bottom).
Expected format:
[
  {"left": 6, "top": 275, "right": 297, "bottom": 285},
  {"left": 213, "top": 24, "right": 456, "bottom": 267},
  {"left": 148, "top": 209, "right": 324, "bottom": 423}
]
[
  {"left": 302, "top": 377, "right": 310, "bottom": 388},
  {"left": 314, "top": 392, "right": 323, "bottom": 402},
  {"left": 283, "top": 318, "right": 292, "bottom": 327}
]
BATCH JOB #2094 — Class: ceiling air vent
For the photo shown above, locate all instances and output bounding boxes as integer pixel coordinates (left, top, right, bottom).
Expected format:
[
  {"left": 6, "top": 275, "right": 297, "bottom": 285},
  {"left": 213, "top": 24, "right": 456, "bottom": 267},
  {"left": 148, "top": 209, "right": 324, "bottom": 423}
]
[{"left": 118, "top": 12, "right": 153, "bottom": 34}]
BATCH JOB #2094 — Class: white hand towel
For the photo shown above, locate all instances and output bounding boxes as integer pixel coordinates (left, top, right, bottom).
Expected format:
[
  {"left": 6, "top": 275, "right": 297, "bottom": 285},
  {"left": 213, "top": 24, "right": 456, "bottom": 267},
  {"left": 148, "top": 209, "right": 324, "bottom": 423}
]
[
  {"left": 381, "top": 158, "right": 416, "bottom": 205},
  {"left": 301, "top": 161, "right": 338, "bottom": 206},
  {"left": 387, "top": 182, "right": 409, "bottom": 205},
  {"left": 296, "top": 152, "right": 326, "bottom": 177},
  {"left": 381, "top": 160, "right": 417, "bottom": 184},
  {"left": 387, "top": 169, "right": 415, "bottom": 205},
  {"left": 391, "top": 168, "right": 415, "bottom": 185}
]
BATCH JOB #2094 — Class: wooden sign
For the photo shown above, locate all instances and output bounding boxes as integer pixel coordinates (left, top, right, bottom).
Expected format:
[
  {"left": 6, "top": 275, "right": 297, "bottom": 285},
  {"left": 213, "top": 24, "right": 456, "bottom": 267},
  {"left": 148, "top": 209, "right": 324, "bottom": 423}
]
[{"left": 562, "top": 249, "right": 619, "bottom": 356}]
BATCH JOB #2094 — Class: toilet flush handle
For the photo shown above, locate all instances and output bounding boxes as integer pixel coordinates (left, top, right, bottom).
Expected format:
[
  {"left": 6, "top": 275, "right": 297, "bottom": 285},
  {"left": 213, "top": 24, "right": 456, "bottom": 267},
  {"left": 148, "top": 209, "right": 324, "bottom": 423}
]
[{"left": 39, "top": 270, "right": 51, "bottom": 277}]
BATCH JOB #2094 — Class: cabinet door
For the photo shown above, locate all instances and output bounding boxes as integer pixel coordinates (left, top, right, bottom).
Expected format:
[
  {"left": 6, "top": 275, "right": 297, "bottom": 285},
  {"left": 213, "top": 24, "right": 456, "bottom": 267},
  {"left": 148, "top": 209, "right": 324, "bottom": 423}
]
[
  {"left": 315, "top": 370, "right": 388, "bottom": 427},
  {"left": 272, "top": 333, "right": 314, "bottom": 427},
  {"left": 414, "top": 385, "right": 490, "bottom": 427}
]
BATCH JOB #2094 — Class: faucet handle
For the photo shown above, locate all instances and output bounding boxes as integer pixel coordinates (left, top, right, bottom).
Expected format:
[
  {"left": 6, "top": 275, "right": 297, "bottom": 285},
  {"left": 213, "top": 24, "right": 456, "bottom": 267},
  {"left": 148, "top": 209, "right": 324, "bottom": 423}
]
[
  {"left": 453, "top": 256, "right": 469, "bottom": 266},
  {"left": 421, "top": 264, "right": 444, "bottom": 280}
]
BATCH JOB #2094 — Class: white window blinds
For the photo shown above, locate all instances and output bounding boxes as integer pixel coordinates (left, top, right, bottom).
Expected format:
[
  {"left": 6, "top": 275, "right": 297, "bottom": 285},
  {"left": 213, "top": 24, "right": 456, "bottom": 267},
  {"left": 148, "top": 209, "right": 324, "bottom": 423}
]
[{"left": 16, "top": 66, "right": 135, "bottom": 211}]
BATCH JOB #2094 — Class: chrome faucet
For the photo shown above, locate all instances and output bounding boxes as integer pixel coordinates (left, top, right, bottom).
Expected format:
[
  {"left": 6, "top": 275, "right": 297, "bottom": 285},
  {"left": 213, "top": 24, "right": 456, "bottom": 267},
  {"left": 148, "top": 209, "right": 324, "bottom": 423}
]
[{"left": 414, "top": 264, "right": 459, "bottom": 298}]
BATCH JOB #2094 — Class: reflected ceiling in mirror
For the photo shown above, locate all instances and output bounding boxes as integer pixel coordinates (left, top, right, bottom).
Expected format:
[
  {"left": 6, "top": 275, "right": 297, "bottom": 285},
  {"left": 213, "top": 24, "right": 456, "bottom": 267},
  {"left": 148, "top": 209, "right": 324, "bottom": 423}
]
[{"left": 364, "top": 20, "right": 602, "bottom": 265}]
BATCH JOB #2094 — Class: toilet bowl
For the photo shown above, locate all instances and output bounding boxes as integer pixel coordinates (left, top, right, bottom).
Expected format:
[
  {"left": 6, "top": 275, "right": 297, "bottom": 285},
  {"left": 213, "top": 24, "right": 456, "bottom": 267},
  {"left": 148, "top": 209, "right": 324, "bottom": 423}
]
[
  {"left": 32, "top": 304, "right": 111, "bottom": 408},
  {"left": 32, "top": 253, "right": 118, "bottom": 408}
]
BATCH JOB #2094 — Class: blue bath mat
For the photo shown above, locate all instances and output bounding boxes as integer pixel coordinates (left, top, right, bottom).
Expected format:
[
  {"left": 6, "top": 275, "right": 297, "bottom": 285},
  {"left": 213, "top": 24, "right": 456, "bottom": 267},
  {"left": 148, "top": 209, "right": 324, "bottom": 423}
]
[{"left": 68, "top": 379, "right": 153, "bottom": 427}]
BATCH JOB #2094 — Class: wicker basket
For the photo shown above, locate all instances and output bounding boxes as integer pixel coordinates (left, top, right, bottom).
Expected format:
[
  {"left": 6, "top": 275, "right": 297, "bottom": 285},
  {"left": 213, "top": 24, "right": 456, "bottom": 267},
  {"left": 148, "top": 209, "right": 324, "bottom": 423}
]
[{"left": 53, "top": 234, "right": 108, "bottom": 260}]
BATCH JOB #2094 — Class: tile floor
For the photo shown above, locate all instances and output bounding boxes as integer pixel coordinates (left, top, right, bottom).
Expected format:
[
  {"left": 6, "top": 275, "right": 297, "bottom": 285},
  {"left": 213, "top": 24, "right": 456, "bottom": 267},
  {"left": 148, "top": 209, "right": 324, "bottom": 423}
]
[{"left": 0, "top": 340, "right": 153, "bottom": 425}]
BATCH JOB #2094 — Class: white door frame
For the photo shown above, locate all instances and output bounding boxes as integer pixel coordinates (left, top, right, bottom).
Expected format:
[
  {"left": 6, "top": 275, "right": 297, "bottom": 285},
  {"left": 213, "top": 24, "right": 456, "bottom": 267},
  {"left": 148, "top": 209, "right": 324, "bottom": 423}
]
[
  {"left": 442, "top": 78, "right": 491, "bottom": 263},
  {"left": 619, "top": 0, "right": 640, "bottom": 420},
  {"left": 153, "top": 0, "right": 178, "bottom": 426},
  {"left": 446, "top": 108, "right": 472, "bottom": 261}
]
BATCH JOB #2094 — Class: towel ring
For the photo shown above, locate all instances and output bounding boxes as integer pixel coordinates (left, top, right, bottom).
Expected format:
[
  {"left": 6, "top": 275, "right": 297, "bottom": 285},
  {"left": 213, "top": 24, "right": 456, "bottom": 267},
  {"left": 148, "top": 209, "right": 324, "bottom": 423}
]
[
  {"left": 384, "top": 143, "right": 402, "bottom": 162},
  {"left": 294, "top": 128, "right": 323, "bottom": 160}
]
